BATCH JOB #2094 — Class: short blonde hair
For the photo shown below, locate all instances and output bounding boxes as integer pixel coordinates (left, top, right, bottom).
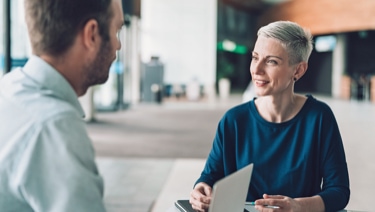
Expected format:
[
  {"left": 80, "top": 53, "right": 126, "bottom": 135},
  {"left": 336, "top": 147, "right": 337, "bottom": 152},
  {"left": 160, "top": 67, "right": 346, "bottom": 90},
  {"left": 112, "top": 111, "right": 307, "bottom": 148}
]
[{"left": 257, "top": 21, "right": 313, "bottom": 65}]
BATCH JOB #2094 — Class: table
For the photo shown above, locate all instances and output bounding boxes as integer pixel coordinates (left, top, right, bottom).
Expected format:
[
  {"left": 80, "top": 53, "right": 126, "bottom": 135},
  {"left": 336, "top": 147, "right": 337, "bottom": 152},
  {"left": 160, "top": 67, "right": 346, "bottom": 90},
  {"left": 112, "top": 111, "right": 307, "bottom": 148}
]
[
  {"left": 167, "top": 204, "right": 259, "bottom": 212},
  {"left": 169, "top": 203, "right": 361, "bottom": 212}
]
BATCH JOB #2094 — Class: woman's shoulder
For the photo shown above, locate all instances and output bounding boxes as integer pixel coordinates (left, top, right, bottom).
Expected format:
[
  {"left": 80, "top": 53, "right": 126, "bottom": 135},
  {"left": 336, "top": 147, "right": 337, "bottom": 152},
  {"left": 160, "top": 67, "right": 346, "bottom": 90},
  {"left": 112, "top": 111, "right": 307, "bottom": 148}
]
[
  {"left": 304, "top": 94, "right": 335, "bottom": 116},
  {"left": 220, "top": 100, "right": 256, "bottom": 123},
  {"left": 306, "top": 94, "right": 331, "bottom": 108}
]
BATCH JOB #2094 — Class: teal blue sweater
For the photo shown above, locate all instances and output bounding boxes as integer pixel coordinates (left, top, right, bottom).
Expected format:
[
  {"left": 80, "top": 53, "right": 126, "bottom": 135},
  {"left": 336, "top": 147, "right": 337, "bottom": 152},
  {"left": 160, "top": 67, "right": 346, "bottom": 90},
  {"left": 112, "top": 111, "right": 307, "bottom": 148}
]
[{"left": 196, "top": 95, "right": 350, "bottom": 212}]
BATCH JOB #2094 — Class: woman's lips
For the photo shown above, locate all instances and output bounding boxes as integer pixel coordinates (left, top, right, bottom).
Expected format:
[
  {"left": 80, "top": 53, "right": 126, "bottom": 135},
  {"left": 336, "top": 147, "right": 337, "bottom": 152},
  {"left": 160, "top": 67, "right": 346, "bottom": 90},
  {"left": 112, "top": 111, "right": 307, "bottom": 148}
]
[{"left": 254, "top": 80, "right": 269, "bottom": 87}]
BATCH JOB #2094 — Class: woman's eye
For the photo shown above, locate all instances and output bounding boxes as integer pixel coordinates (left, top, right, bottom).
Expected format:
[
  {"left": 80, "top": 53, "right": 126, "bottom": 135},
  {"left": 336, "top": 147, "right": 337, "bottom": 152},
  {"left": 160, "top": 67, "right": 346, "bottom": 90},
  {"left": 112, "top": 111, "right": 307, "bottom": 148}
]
[{"left": 267, "top": 60, "right": 277, "bottom": 65}]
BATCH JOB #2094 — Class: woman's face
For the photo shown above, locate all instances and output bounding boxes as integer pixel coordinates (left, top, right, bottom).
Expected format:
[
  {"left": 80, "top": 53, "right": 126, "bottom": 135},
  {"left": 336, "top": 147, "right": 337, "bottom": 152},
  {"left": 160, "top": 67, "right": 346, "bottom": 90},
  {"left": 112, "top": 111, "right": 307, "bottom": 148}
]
[{"left": 250, "top": 36, "right": 297, "bottom": 97}]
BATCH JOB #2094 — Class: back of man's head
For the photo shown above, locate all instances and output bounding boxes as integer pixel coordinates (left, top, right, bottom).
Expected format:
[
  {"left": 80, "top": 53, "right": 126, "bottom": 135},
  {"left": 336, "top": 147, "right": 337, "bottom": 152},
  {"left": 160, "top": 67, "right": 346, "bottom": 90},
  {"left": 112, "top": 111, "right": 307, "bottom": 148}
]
[{"left": 24, "top": 0, "right": 113, "bottom": 57}]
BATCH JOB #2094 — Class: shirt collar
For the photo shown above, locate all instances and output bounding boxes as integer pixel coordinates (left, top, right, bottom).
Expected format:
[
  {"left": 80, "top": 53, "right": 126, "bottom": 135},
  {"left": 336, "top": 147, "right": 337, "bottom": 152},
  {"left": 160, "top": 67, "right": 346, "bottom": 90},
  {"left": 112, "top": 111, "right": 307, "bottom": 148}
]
[{"left": 23, "top": 55, "right": 85, "bottom": 117}]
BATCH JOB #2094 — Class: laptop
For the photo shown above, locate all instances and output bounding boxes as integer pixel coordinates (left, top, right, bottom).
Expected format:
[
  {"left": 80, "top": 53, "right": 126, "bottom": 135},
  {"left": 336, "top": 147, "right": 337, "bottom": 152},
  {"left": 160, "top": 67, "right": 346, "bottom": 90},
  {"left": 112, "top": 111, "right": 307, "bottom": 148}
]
[{"left": 175, "top": 163, "right": 254, "bottom": 212}]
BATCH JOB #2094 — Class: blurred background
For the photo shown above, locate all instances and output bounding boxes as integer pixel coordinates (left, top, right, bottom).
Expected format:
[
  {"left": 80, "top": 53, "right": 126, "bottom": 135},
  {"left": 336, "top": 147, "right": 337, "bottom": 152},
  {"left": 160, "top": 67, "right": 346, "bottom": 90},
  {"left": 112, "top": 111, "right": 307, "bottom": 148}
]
[
  {"left": 2, "top": 0, "right": 375, "bottom": 108},
  {"left": 1, "top": 0, "right": 375, "bottom": 211}
]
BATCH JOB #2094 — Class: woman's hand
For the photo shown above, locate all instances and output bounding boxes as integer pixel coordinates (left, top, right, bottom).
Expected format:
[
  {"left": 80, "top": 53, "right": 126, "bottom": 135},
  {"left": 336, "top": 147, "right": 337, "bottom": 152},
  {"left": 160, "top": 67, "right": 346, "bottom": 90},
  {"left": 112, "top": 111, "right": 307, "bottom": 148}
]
[
  {"left": 189, "top": 182, "right": 212, "bottom": 212},
  {"left": 254, "top": 194, "right": 303, "bottom": 212}
]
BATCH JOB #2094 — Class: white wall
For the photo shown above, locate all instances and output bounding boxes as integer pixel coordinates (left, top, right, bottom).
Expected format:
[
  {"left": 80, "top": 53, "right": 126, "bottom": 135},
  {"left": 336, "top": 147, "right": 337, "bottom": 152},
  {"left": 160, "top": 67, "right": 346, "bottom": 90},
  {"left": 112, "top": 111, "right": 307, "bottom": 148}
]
[{"left": 140, "top": 0, "right": 217, "bottom": 85}]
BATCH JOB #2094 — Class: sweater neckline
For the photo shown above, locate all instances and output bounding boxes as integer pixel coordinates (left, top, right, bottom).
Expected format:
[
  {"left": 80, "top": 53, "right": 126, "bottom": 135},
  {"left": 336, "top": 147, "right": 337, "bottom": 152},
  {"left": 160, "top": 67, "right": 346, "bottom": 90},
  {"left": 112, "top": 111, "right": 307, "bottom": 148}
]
[{"left": 249, "top": 94, "right": 314, "bottom": 127}]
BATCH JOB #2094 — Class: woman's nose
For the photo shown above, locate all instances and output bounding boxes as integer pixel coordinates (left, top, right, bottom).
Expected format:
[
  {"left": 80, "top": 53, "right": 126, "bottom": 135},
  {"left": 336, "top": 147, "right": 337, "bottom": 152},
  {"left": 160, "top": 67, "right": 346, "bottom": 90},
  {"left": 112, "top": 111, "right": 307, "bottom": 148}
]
[{"left": 250, "top": 61, "right": 264, "bottom": 75}]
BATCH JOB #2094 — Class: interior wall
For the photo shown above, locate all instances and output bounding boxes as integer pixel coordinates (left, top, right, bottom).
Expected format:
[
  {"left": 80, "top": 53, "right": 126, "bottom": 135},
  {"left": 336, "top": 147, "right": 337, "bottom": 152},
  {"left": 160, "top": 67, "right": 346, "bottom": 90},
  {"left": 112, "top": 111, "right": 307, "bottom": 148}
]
[
  {"left": 258, "top": 0, "right": 375, "bottom": 35},
  {"left": 140, "top": 0, "right": 217, "bottom": 85}
]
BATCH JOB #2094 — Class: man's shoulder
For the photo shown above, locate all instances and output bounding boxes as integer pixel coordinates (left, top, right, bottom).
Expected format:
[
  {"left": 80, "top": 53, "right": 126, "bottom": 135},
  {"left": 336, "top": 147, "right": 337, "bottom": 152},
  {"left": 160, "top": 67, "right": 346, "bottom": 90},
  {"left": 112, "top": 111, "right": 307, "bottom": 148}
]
[
  {"left": 1, "top": 71, "right": 81, "bottom": 122},
  {"left": 26, "top": 94, "right": 80, "bottom": 123},
  {"left": 1, "top": 87, "right": 80, "bottom": 125}
]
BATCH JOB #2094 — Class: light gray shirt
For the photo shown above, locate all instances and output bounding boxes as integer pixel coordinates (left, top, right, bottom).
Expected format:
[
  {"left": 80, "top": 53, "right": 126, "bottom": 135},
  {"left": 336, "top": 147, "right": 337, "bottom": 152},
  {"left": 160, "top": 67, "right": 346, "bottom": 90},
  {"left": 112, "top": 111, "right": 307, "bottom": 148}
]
[{"left": 0, "top": 56, "right": 106, "bottom": 212}]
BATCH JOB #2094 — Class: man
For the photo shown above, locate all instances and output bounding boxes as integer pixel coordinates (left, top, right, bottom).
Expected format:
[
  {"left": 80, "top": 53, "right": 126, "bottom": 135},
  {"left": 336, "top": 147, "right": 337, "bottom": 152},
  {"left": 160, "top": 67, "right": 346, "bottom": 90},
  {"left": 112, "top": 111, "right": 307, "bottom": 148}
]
[{"left": 0, "top": 0, "right": 124, "bottom": 211}]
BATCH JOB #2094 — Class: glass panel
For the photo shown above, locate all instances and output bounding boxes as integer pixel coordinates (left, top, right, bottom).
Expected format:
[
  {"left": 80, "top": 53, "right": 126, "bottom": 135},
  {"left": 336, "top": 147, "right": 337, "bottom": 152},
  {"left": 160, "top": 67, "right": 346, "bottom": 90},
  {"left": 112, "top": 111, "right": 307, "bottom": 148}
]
[
  {"left": 11, "top": 0, "right": 31, "bottom": 70},
  {"left": 0, "top": 0, "right": 4, "bottom": 77}
]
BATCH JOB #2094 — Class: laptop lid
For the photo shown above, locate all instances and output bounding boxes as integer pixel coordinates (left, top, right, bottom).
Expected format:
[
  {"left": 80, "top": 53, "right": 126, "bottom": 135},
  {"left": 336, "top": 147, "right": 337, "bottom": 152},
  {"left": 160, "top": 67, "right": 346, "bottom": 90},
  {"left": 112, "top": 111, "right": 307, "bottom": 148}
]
[{"left": 208, "top": 163, "right": 254, "bottom": 212}]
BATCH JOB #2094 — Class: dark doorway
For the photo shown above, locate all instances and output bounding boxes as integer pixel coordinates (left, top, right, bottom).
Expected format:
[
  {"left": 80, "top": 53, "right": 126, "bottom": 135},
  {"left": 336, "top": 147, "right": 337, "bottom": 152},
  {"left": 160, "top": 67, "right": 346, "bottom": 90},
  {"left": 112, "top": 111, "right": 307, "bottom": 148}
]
[{"left": 295, "top": 49, "right": 333, "bottom": 95}]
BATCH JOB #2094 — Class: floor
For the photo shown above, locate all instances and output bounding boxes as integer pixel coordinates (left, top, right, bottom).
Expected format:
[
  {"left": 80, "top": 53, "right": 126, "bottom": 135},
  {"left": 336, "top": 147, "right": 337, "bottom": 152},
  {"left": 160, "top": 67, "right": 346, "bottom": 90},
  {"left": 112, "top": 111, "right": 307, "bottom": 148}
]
[{"left": 87, "top": 94, "right": 375, "bottom": 212}]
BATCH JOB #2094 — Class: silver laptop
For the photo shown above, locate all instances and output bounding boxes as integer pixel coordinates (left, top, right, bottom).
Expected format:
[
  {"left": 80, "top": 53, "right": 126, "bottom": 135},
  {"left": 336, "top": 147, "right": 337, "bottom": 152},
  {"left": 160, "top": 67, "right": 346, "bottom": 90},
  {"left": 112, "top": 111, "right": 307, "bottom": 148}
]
[
  {"left": 208, "top": 163, "right": 254, "bottom": 212},
  {"left": 175, "top": 163, "right": 254, "bottom": 212}
]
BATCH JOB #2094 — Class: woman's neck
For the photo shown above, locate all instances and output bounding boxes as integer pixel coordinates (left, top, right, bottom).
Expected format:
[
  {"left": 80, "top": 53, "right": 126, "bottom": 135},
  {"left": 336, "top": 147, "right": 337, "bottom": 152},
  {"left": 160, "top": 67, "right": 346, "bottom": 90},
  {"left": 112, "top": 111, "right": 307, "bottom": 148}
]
[{"left": 254, "top": 94, "right": 307, "bottom": 123}]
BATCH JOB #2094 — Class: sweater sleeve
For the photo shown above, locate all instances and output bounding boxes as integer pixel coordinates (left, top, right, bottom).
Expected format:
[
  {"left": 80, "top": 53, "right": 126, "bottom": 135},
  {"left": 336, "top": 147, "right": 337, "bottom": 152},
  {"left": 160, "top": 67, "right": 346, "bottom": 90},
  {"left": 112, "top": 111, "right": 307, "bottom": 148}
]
[
  {"left": 195, "top": 106, "right": 246, "bottom": 188},
  {"left": 317, "top": 106, "right": 350, "bottom": 212},
  {"left": 195, "top": 116, "right": 228, "bottom": 187}
]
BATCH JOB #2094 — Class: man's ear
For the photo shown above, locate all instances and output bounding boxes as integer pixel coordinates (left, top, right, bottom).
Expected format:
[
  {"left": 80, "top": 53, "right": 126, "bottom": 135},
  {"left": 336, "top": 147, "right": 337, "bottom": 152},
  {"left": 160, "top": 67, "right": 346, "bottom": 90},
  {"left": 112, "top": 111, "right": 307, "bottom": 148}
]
[{"left": 81, "top": 19, "right": 101, "bottom": 51}]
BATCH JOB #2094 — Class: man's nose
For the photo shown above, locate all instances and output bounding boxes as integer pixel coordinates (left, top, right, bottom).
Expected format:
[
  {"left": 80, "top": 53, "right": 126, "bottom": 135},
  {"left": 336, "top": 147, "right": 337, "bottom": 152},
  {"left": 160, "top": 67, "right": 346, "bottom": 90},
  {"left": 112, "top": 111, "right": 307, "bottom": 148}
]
[{"left": 117, "top": 40, "right": 122, "bottom": 50}]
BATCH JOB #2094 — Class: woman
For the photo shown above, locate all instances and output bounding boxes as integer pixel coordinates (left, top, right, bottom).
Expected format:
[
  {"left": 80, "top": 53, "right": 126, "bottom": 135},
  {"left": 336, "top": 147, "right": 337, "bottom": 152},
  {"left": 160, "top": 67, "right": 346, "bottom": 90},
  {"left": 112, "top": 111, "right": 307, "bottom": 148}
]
[{"left": 189, "top": 21, "right": 350, "bottom": 212}]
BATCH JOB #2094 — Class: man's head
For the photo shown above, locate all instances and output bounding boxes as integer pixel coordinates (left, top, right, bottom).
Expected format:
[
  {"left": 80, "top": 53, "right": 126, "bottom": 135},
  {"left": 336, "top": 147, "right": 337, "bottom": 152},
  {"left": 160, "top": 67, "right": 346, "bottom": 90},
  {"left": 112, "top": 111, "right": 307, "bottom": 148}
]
[
  {"left": 25, "top": 0, "right": 113, "bottom": 56},
  {"left": 257, "top": 21, "right": 313, "bottom": 65},
  {"left": 81, "top": 0, "right": 124, "bottom": 90},
  {"left": 24, "top": 0, "right": 124, "bottom": 96}
]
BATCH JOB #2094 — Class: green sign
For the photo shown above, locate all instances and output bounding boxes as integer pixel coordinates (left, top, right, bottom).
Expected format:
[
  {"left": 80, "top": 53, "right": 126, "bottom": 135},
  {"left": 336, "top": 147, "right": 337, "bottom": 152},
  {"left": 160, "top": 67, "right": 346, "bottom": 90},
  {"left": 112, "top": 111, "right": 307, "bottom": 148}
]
[{"left": 217, "top": 40, "right": 248, "bottom": 54}]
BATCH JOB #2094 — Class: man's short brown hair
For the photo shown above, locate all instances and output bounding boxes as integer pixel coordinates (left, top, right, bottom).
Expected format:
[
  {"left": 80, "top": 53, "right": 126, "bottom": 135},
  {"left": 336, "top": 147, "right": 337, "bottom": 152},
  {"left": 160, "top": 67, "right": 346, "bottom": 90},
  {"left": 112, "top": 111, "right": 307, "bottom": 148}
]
[{"left": 25, "top": 0, "right": 114, "bottom": 56}]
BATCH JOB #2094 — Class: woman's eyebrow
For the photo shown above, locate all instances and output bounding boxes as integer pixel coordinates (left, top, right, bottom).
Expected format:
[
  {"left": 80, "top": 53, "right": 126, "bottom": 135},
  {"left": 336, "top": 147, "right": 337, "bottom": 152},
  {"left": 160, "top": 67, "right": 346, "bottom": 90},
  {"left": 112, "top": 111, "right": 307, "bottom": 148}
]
[{"left": 265, "top": 55, "right": 283, "bottom": 60}]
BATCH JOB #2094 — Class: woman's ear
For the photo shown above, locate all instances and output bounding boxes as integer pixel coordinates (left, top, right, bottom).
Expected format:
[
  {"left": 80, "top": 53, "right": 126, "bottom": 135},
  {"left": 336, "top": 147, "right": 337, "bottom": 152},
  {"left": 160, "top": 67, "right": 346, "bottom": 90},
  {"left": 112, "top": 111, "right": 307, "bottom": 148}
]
[{"left": 294, "top": 62, "right": 308, "bottom": 81}]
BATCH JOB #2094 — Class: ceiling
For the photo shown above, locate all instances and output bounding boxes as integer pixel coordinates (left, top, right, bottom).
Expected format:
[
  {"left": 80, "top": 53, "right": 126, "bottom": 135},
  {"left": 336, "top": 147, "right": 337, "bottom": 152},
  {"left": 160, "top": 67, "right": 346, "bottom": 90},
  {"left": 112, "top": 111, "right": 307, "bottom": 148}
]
[{"left": 221, "top": 0, "right": 288, "bottom": 12}]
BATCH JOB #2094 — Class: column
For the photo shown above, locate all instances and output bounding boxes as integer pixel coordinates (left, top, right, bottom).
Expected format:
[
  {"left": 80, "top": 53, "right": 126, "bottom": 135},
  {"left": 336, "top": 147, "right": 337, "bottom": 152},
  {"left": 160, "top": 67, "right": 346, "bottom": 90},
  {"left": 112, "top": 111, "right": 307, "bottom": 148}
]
[
  {"left": 332, "top": 33, "right": 348, "bottom": 99},
  {"left": 130, "top": 16, "right": 141, "bottom": 104}
]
